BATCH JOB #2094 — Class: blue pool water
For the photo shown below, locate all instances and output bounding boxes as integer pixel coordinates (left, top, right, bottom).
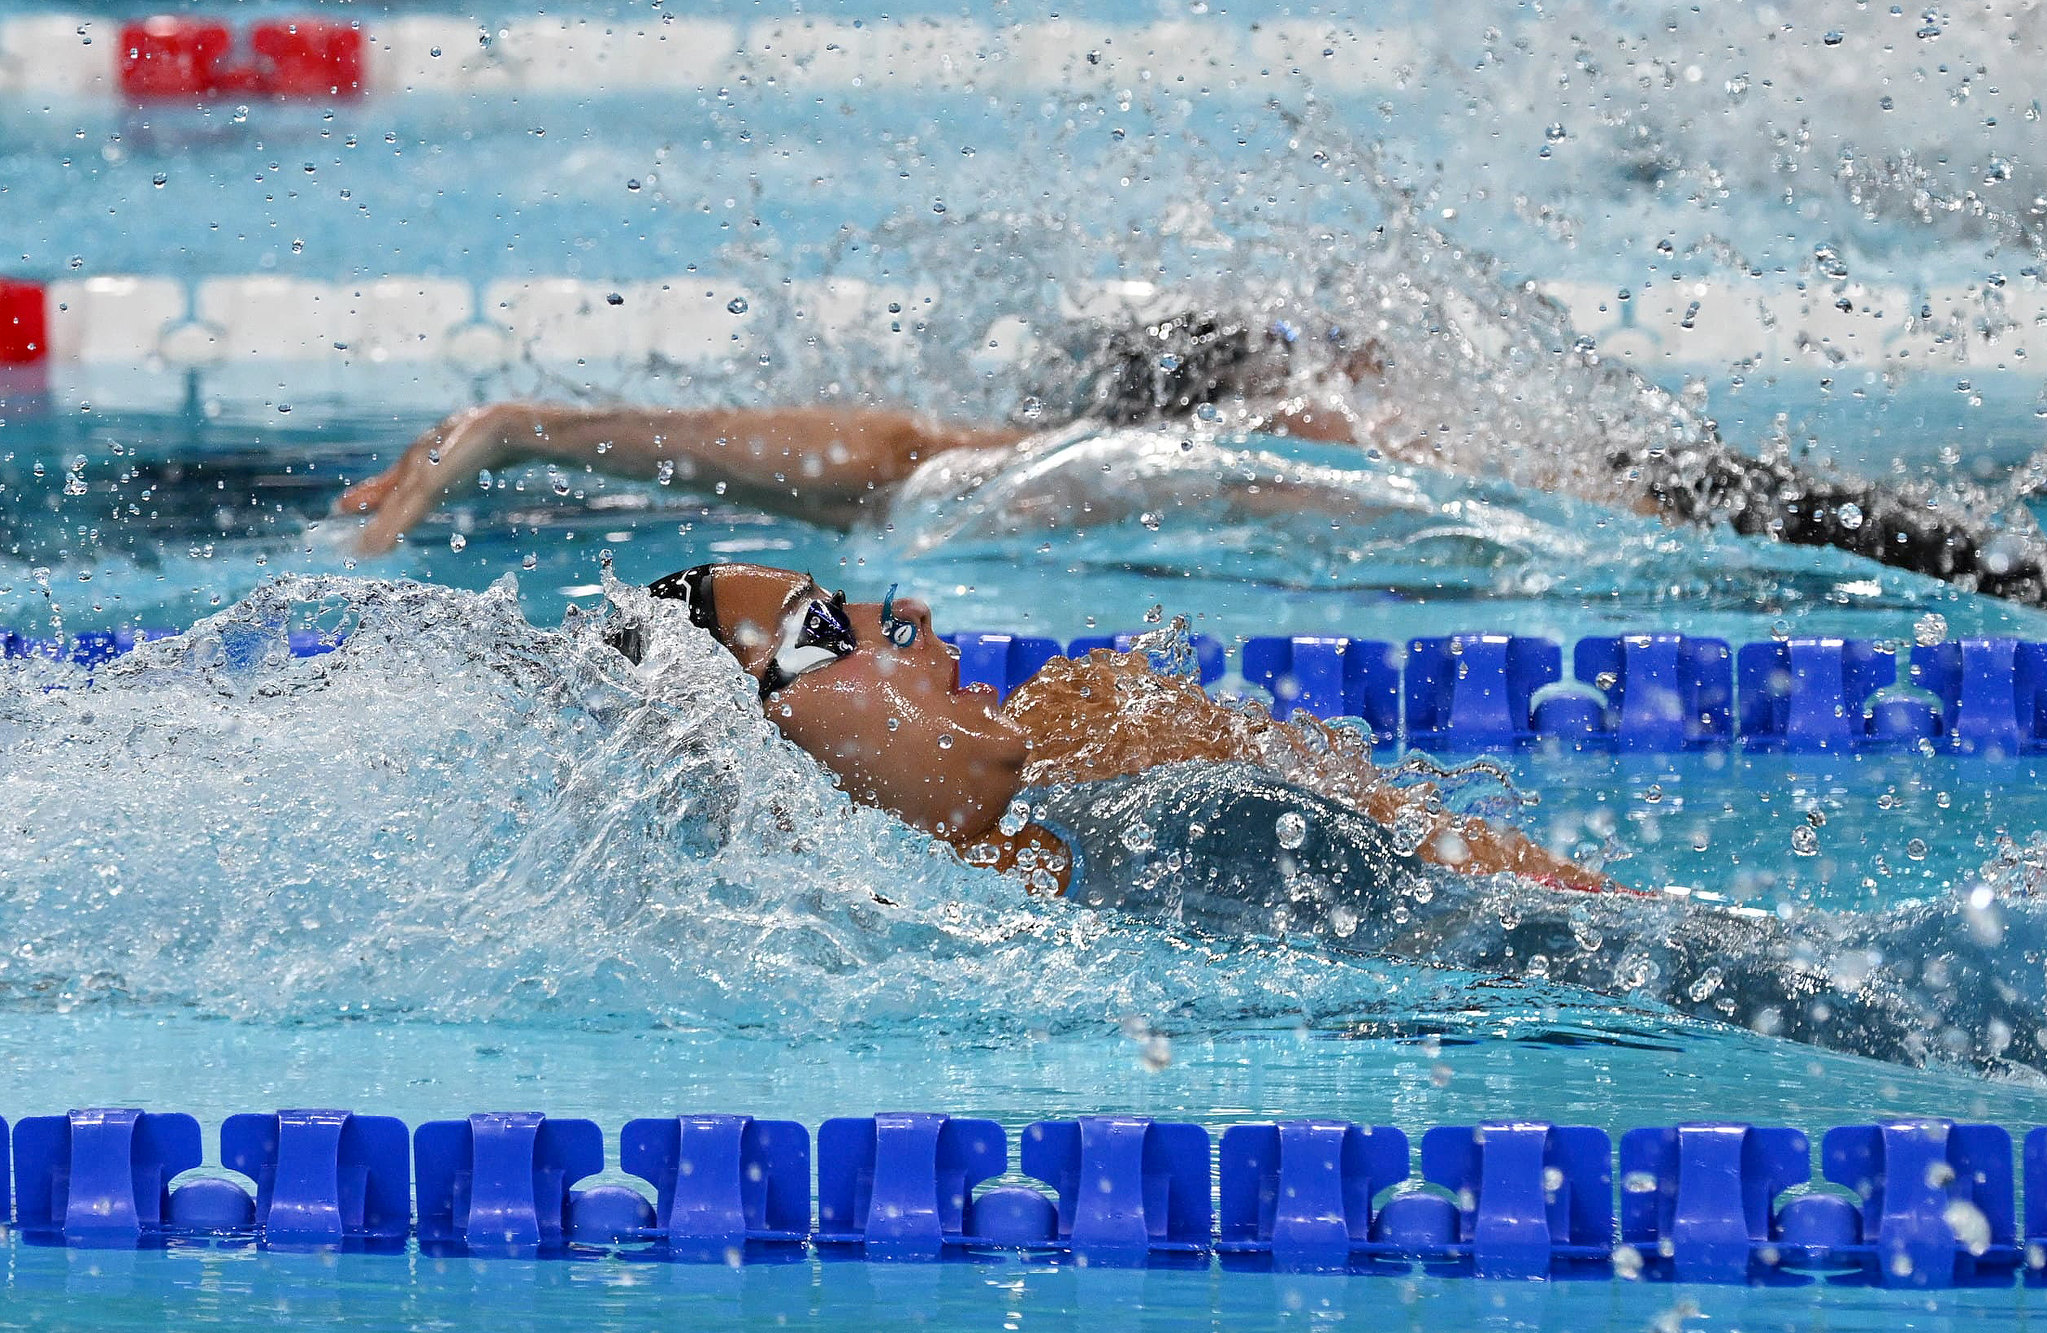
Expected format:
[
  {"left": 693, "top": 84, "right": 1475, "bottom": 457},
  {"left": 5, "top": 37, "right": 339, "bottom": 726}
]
[{"left": 7, "top": 0, "right": 2047, "bottom": 1328}]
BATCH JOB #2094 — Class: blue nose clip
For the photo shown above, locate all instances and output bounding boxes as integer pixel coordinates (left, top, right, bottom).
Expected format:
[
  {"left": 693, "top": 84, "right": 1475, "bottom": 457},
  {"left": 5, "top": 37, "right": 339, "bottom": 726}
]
[{"left": 881, "top": 584, "right": 918, "bottom": 649}]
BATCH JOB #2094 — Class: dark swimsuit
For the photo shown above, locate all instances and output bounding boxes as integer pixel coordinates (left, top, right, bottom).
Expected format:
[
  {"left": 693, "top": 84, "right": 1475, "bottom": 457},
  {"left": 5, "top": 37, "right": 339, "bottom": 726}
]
[
  {"left": 1027, "top": 761, "right": 2046, "bottom": 1073},
  {"left": 1614, "top": 441, "right": 2046, "bottom": 604}
]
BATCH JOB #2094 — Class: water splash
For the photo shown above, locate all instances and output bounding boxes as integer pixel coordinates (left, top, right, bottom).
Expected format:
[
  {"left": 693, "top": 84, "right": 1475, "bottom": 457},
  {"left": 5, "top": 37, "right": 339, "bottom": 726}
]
[{"left": 0, "top": 574, "right": 1470, "bottom": 1034}]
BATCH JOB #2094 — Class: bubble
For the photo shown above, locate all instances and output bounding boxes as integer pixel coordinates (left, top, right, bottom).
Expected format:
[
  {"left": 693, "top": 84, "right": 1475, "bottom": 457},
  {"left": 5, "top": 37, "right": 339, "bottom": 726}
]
[
  {"left": 1906, "top": 837, "right": 1929, "bottom": 861},
  {"left": 1275, "top": 811, "right": 1308, "bottom": 850},
  {"left": 1121, "top": 822, "right": 1155, "bottom": 854}
]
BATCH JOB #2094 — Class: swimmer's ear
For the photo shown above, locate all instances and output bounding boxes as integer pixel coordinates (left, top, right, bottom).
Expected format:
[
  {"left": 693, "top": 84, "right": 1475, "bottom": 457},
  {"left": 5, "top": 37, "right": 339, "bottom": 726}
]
[{"left": 606, "top": 622, "right": 646, "bottom": 666}]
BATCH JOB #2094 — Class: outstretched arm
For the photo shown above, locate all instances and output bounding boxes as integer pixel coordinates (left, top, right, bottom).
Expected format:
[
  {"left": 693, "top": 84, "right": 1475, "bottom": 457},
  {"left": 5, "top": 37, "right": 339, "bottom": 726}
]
[{"left": 336, "top": 402, "right": 1026, "bottom": 554}]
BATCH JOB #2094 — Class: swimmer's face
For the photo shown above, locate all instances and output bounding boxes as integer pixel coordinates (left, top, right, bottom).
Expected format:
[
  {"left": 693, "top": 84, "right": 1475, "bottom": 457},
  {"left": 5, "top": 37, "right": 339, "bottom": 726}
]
[{"left": 699, "top": 563, "right": 1030, "bottom": 844}]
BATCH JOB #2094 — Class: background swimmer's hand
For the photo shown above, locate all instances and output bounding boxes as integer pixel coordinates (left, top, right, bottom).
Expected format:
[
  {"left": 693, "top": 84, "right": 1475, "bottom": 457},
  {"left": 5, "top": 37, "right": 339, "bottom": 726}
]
[{"left": 336, "top": 404, "right": 527, "bottom": 555}]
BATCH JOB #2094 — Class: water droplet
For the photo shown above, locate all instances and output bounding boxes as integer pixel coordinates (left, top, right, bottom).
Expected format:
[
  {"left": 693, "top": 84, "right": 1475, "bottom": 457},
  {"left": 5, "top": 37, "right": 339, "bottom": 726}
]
[
  {"left": 1644, "top": 784, "right": 1662, "bottom": 804},
  {"left": 1276, "top": 811, "right": 1308, "bottom": 850},
  {"left": 521, "top": 553, "right": 538, "bottom": 570},
  {"left": 550, "top": 474, "right": 571, "bottom": 496},
  {"left": 606, "top": 292, "right": 624, "bottom": 306},
  {"left": 448, "top": 533, "right": 466, "bottom": 552},
  {"left": 1823, "top": 30, "right": 1845, "bottom": 45},
  {"left": 151, "top": 173, "right": 167, "bottom": 188},
  {"left": 626, "top": 178, "right": 642, "bottom": 191},
  {"left": 1139, "top": 511, "right": 1162, "bottom": 531},
  {"left": 726, "top": 297, "right": 749, "bottom": 315},
  {"left": 1907, "top": 837, "right": 1929, "bottom": 861},
  {"left": 1791, "top": 825, "right": 1819, "bottom": 856},
  {"left": 656, "top": 460, "right": 675, "bottom": 484},
  {"left": 1837, "top": 502, "right": 1863, "bottom": 530},
  {"left": 1544, "top": 123, "right": 1567, "bottom": 142},
  {"left": 290, "top": 238, "right": 304, "bottom": 254},
  {"left": 1121, "top": 822, "right": 1155, "bottom": 853},
  {"left": 1915, "top": 612, "right": 1948, "bottom": 647},
  {"left": 998, "top": 800, "right": 1030, "bottom": 838}
]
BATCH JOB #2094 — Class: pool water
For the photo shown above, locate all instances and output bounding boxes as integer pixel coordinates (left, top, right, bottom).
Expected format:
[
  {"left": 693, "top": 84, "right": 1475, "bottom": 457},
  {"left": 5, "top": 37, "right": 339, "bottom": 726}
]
[{"left": 7, "top": 0, "right": 2047, "bottom": 1329}]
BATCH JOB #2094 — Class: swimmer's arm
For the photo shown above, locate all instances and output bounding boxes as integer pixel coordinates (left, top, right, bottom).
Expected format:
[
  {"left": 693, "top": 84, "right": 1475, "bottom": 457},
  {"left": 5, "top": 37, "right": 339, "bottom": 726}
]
[
  {"left": 1356, "top": 783, "right": 1617, "bottom": 893},
  {"left": 336, "top": 402, "right": 1027, "bottom": 554}
]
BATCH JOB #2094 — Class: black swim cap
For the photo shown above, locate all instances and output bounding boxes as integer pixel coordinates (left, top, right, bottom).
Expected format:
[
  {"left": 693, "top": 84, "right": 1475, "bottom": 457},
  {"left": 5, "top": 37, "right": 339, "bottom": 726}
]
[
  {"left": 1085, "top": 310, "right": 1286, "bottom": 425},
  {"left": 606, "top": 564, "right": 719, "bottom": 664}
]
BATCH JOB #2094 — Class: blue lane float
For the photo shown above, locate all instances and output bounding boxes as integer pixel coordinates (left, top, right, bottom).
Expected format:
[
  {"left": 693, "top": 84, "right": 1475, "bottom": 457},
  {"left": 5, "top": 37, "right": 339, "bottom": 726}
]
[
  {"left": 18, "top": 622, "right": 2047, "bottom": 757},
  {"left": 8, "top": 1109, "right": 2047, "bottom": 1287}
]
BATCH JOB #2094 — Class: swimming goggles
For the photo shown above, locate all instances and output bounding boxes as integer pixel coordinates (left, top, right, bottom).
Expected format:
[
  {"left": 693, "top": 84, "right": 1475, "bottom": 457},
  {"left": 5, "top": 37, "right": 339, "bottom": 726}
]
[
  {"left": 761, "top": 588, "right": 858, "bottom": 697},
  {"left": 759, "top": 582, "right": 919, "bottom": 698}
]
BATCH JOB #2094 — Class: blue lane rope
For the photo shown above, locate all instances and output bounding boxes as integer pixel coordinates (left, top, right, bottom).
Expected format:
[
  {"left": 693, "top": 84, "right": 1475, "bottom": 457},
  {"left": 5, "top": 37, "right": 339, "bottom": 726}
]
[
  {"left": 5, "top": 1108, "right": 2046, "bottom": 1286},
  {"left": 11, "top": 624, "right": 2047, "bottom": 756}
]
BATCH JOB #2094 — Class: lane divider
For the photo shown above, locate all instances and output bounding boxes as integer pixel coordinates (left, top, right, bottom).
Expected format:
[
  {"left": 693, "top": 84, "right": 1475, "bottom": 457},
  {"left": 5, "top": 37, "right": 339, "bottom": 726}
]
[
  {"left": 4, "top": 1106, "right": 2044, "bottom": 1285},
  {"left": 0, "top": 271, "right": 2034, "bottom": 384},
  {"left": 14, "top": 624, "right": 2047, "bottom": 756},
  {"left": 0, "top": 13, "right": 1419, "bottom": 100}
]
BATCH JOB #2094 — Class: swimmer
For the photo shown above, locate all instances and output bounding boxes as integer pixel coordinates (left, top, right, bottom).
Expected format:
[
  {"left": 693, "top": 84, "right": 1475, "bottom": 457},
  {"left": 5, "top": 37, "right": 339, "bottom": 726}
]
[
  {"left": 342, "top": 311, "right": 2047, "bottom": 603},
  {"left": 601, "top": 561, "right": 2047, "bottom": 1075}
]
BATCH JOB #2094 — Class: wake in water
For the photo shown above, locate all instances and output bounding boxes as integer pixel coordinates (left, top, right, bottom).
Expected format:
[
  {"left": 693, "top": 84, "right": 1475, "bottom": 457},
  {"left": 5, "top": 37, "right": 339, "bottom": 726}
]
[{"left": 0, "top": 575, "right": 2042, "bottom": 1077}]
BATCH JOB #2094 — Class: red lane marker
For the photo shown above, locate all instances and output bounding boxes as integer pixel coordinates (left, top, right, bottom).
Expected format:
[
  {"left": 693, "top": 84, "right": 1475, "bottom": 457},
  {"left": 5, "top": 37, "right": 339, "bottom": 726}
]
[
  {"left": 119, "top": 16, "right": 365, "bottom": 100},
  {"left": 251, "top": 21, "right": 364, "bottom": 99},
  {"left": 0, "top": 280, "right": 48, "bottom": 366},
  {"left": 119, "top": 18, "right": 233, "bottom": 98}
]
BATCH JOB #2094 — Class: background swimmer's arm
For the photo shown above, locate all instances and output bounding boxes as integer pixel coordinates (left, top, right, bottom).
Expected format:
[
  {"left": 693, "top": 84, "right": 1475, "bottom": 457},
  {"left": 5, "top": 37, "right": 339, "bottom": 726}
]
[{"left": 337, "top": 402, "right": 1027, "bottom": 554}]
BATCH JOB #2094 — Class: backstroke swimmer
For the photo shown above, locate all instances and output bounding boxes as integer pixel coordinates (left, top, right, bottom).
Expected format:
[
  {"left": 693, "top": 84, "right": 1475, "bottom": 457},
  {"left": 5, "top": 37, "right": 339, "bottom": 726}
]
[
  {"left": 342, "top": 311, "right": 2047, "bottom": 603},
  {"left": 582, "top": 560, "right": 2040, "bottom": 1075}
]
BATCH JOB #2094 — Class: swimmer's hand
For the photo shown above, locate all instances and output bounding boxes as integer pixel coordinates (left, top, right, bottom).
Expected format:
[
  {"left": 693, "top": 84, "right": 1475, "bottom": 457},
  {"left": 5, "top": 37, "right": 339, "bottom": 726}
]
[{"left": 335, "top": 404, "right": 530, "bottom": 555}]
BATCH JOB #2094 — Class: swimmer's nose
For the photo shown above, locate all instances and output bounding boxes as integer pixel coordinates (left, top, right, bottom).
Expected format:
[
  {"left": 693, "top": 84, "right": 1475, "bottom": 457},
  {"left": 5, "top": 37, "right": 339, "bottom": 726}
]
[{"left": 895, "top": 596, "right": 935, "bottom": 642}]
